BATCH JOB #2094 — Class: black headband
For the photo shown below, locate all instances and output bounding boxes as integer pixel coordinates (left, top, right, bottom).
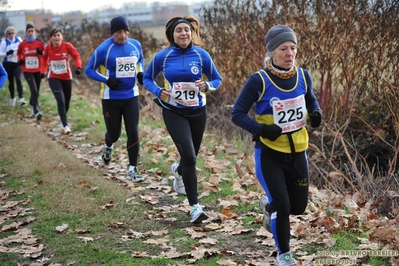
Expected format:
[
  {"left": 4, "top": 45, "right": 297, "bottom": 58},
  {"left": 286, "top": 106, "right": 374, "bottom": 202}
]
[{"left": 168, "top": 18, "right": 192, "bottom": 42}]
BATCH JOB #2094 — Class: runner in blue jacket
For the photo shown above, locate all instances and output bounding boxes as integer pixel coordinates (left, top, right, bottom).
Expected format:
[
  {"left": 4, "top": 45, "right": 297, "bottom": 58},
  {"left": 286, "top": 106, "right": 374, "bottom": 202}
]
[
  {"left": 143, "top": 15, "right": 222, "bottom": 224},
  {"left": 0, "top": 63, "right": 8, "bottom": 89},
  {"left": 85, "top": 16, "right": 145, "bottom": 182},
  {"left": 232, "top": 25, "right": 322, "bottom": 266}
]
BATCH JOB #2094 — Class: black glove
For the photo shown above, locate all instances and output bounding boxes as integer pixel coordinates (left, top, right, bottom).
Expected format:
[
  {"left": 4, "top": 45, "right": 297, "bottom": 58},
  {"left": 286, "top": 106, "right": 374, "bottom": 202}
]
[
  {"left": 309, "top": 109, "right": 322, "bottom": 128},
  {"left": 40, "top": 73, "right": 46, "bottom": 79},
  {"left": 6, "top": 49, "right": 14, "bottom": 56},
  {"left": 137, "top": 72, "right": 143, "bottom": 85},
  {"left": 36, "top": 48, "right": 43, "bottom": 55},
  {"left": 106, "top": 78, "right": 122, "bottom": 90},
  {"left": 18, "top": 59, "right": 25, "bottom": 65},
  {"left": 74, "top": 68, "right": 81, "bottom": 75},
  {"left": 261, "top": 124, "right": 282, "bottom": 141}
]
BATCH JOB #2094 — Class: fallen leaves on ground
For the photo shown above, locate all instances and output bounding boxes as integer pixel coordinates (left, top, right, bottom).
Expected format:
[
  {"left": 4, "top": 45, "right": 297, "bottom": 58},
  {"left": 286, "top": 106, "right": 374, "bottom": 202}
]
[{"left": 1, "top": 101, "right": 398, "bottom": 266}]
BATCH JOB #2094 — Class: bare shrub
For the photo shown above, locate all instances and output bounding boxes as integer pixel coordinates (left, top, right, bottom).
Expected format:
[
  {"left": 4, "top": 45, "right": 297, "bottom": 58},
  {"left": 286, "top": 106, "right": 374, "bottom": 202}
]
[{"left": 202, "top": 0, "right": 399, "bottom": 215}]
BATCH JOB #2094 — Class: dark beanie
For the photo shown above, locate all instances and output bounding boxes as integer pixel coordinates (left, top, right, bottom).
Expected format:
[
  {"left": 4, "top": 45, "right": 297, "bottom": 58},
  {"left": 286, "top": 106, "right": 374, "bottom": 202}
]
[
  {"left": 264, "top": 25, "right": 297, "bottom": 52},
  {"left": 110, "top": 16, "right": 130, "bottom": 35},
  {"left": 26, "top": 24, "right": 34, "bottom": 31}
]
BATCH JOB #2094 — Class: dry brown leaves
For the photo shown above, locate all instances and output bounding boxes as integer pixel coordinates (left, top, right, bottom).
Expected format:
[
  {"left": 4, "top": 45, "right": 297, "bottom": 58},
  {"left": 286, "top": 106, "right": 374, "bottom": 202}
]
[
  {"left": 1, "top": 105, "right": 398, "bottom": 265},
  {"left": 0, "top": 179, "right": 51, "bottom": 264}
]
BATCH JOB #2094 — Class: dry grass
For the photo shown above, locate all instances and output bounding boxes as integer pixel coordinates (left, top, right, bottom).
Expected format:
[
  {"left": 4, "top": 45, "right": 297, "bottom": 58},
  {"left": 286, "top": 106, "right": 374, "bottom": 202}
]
[
  {"left": 141, "top": 25, "right": 166, "bottom": 42},
  {"left": 0, "top": 123, "right": 129, "bottom": 214}
]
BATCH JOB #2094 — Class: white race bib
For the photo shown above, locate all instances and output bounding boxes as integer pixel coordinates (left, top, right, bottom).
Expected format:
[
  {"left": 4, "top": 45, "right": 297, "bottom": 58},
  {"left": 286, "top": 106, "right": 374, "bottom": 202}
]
[
  {"left": 50, "top": 59, "right": 67, "bottom": 74},
  {"left": 7, "top": 53, "right": 18, "bottom": 63},
  {"left": 272, "top": 95, "right": 307, "bottom": 133},
  {"left": 115, "top": 56, "right": 136, "bottom": 78},
  {"left": 6, "top": 42, "right": 19, "bottom": 63},
  {"left": 169, "top": 82, "right": 200, "bottom": 107},
  {"left": 25, "top": 56, "right": 39, "bottom": 69}
]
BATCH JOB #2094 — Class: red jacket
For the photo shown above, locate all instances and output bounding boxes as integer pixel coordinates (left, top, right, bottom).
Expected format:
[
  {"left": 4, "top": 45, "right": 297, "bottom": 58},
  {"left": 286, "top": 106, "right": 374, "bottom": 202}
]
[
  {"left": 17, "top": 38, "right": 46, "bottom": 74},
  {"left": 43, "top": 42, "right": 82, "bottom": 80}
]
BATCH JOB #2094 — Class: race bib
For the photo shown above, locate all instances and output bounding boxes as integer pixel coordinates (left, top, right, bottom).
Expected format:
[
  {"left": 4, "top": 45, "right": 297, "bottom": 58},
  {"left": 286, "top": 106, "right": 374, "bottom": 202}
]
[
  {"left": 7, "top": 53, "right": 18, "bottom": 63},
  {"left": 25, "top": 56, "right": 39, "bottom": 69},
  {"left": 50, "top": 59, "right": 67, "bottom": 74},
  {"left": 7, "top": 42, "right": 19, "bottom": 63},
  {"left": 272, "top": 95, "right": 307, "bottom": 133},
  {"left": 169, "top": 82, "right": 200, "bottom": 107},
  {"left": 115, "top": 57, "right": 136, "bottom": 78}
]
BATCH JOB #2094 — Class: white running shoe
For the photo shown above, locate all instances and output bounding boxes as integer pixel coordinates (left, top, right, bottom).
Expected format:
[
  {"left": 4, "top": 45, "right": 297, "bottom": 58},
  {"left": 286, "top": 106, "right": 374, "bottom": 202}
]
[
  {"left": 19, "top": 98, "right": 26, "bottom": 106},
  {"left": 259, "top": 196, "right": 271, "bottom": 232},
  {"left": 9, "top": 98, "right": 15, "bottom": 106},
  {"left": 35, "top": 112, "right": 43, "bottom": 121},
  {"left": 276, "top": 251, "right": 296, "bottom": 266},
  {"left": 171, "top": 163, "right": 186, "bottom": 195},
  {"left": 190, "top": 203, "right": 208, "bottom": 224},
  {"left": 63, "top": 125, "right": 71, "bottom": 135},
  {"left": 125, "top": 167, "right": 144, "bottom": 182},
  {"left": 101, "top": 144, "right": 113, "bottom": 165}
]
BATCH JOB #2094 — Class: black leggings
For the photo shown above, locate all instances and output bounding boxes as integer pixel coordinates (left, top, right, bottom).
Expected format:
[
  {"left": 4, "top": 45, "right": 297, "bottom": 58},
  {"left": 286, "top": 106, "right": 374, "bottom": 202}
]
[
  {"left": 48, "top": 78, "right": 72, "bottom": 127},
  {"left": 23, "top": 72, "right": 42, "bottom": 114},
  {"left": 255, "top": 146, "right": 309, "bottom": 254},
  {"left": 102, "top": 97, "right": 140, "bottom": 167},
  {"left": 3, "top": 62, "right": 23, "bottom": 99},
  {"left": 163, "top": 107, "right": 207, "bottom": 206}
]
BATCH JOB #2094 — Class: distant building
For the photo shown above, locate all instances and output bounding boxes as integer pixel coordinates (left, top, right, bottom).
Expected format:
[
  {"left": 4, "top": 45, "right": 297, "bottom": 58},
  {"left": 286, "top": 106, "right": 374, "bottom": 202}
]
[
  {"left": 58, "top": 12, "right": 88, "bottom": 29},
  {"left": 2, "top": 1, "right": 213, "bottom": 33},
  {"left": 190, "top": 1, "right": 213, "bottom": 20},
  {"left": 26, "top": 12, "right": 52, "bottom": 30},
  {"left": 122, "top": 2, "right": 153, "bottom": 24},
  {"left": 152, "top": 5, "right": 190, "bottom": 25},
  {"left": 87, "top": 7, "right": 120, "bottom": 25},
  {"left": 3, "top": 10, "right": 26, "bottom": 34}
]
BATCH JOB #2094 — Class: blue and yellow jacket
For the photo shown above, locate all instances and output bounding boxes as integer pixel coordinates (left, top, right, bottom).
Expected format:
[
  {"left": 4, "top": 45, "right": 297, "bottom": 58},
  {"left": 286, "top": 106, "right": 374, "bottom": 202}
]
[
  {"left": 85, "top": 37, "right": 144, "bottom": 100},
  {"left": 231, "top": 66, "right": 321, "bottom": 153}
]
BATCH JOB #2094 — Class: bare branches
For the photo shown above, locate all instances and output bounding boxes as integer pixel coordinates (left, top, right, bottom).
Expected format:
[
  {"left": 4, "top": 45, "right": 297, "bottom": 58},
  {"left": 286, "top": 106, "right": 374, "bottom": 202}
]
[{"left": 201, "top": 0, "right": 399, "bottom": 215}]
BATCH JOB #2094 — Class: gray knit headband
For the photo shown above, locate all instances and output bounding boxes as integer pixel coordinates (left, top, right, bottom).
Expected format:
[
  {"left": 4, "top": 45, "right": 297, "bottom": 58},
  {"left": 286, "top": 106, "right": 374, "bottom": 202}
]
[{"left": 265, "top": 25, "right": 297, "bottom": 52}]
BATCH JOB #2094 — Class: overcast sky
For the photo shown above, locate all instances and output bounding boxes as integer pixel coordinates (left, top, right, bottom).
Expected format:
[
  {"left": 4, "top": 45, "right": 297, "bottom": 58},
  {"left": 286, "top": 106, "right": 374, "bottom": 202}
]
[{"left": 7, "top": 0, "right": 199, "bottom": 14}]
